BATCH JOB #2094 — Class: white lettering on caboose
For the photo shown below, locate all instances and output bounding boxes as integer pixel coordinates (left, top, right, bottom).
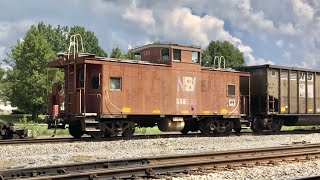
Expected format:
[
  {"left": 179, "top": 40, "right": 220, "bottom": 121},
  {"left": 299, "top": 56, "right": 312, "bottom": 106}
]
[{"left": 177, "top": 76, "right": 196, "bottom": 92}]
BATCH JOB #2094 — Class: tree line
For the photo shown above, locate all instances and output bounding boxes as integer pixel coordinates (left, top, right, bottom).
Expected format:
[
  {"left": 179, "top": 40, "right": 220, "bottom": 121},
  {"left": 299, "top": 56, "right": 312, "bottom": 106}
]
[{"left": 0, "top": 22, "right": 245, "bottom": 120}]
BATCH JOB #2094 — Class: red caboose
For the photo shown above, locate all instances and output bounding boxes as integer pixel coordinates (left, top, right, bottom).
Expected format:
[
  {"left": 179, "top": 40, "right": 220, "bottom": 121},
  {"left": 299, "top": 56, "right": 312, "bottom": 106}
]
[{"left": 48, "top": 43, "right": 250, "bottom": 138}]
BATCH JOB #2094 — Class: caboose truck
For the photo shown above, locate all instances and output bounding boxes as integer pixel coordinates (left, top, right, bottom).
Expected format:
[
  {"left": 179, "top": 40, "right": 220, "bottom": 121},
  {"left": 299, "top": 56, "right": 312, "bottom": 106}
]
[
  {"left": 237, "top": 65, "right": 320, "bottom": 132},
  {"left": 47, "top": 42, "right": 251, "bottom": 138}
]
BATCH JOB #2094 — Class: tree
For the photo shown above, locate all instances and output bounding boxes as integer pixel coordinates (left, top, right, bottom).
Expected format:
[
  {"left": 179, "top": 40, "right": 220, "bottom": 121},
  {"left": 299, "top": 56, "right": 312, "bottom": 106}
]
[
  {"left": 5, "top": 26, "right": 61, "bottom": 119},
  {"left": 36, "top": 22, "right": 69, "bottom": 53},
  {"left": 202, "top": 40, "right": 245, "bottom": 68},
  {"left": 110, "top": 47, "right": 122, "bottom": 58},
  {"left": 2, "top": 22, "right": 107, "bottom": 120}
]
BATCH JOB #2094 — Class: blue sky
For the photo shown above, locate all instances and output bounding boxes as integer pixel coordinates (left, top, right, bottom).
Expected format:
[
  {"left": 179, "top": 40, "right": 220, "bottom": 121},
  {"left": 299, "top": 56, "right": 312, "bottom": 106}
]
[{"left": 0, "top": 0, "right": 320, "bottom": 68}]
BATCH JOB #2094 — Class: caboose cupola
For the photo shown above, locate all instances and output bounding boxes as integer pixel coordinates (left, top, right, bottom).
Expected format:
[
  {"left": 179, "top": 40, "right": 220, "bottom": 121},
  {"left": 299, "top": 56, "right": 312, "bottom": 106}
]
[{"left": 129, "top": 43, "right": 202, "bottom": 65}]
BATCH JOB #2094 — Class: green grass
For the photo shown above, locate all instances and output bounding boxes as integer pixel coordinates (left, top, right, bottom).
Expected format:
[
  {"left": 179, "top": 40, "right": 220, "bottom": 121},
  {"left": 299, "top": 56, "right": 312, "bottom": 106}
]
[
  {"left": 135, "top": 127, "right": 162, "bottom": 134},
  {"left": 281, "top": 125, "right": 316, "bottom": 131},
  {"left": 0, "top": 114, "right": 68, "bottom": 138},
  {"left": 15, "top": 123, "right": 69, "bottom": 138},
  {"left": 0, "top": 114, "right": 46, "bottom": 123}
]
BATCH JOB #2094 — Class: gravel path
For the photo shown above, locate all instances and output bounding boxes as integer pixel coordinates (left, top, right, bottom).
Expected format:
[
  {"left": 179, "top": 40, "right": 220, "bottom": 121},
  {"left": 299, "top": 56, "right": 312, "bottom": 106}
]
[{"left": 1, "top": 133, "right": 320, "bottom": 179}]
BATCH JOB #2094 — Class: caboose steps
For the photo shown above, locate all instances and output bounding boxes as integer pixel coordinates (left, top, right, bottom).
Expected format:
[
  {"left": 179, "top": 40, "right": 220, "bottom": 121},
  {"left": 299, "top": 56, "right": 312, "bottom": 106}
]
[{"left": 82, "top": 118, "right": 101, "bottom": 133}]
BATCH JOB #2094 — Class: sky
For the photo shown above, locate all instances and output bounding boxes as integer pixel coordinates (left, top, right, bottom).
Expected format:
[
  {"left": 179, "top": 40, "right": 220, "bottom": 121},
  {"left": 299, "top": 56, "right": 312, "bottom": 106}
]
[{"left": 0, "top": 0, "right": 320, "bottom": 68}]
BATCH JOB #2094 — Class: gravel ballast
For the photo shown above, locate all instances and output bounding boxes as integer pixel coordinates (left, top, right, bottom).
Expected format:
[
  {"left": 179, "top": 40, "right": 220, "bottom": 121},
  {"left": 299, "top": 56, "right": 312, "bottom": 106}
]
[
  {"left": 1, "top": 133, "right": 320, "bottom": 179},
  {"left": 172, "top": 160, "right": 320, "bottom": 180}
]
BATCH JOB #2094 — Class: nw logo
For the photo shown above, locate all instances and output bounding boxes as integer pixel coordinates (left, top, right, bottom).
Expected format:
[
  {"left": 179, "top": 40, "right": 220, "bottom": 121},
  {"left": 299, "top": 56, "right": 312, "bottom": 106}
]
[{"left": 177, "top": 76, "right": 196, "bottom": 92}]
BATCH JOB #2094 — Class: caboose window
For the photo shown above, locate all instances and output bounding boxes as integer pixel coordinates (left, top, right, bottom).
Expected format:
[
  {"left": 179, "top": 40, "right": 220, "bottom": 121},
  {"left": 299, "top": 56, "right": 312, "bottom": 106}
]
[
  {"left": 227, "top": 84, "right": 236, "bottom": 96},
  {"left": 173, "top": 49, "right": 181, "bottom": 61},
  {"left": 192, "top": 51, "right": 199, "bottom": 63},
  {"left": 133, "top": 52, "right": 141, "bottom": 60},
  {"left": 161, "top": 48, "right": 169, "bottom": 61},
  {"left": 91, "top": 76, "right": 99, "bottom": 90},
  {"left": 78, "top": 70, "right": 84, "bottom": 88},
  {"left": 110, "top": 77, "right": 122, "bottom": 90}
]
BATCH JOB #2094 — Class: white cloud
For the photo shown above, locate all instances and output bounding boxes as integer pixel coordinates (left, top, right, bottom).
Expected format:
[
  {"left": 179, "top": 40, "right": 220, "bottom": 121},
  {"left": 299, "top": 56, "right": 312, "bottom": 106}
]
[
  {"left": 278, "top": 23, "right": 298, "bottom": 35},
  {"left": 155, "top": 7, "right": 273, "bottom": 66},
  {"left": 282, "top": 51, "right": 291, "bottom": 59},
  {"left": 159, "top": 8, "right": 229, "bottom": 46},
  {"left": 288, "top": 43, "right": 295, "bottom": 49},
  {"left": 237, "top": 43, "right": 274, "bottom": 65},
  {"left": 3, "top": 0, "right": 320, "bottom": 68},
  {"left": 0, "top": 46, "right": 5, "bottom": 60},
  {"left": 276, "top": 40, "right": 284, "bottom": 48},
  {"left": 0, "top": 45, "right": 11, "bottom": 69},
  {"left": 122, "top": 0, "right": 155, "bottom": 30},
  {"left": 291, "top": 0, "right": 314, "bottom": 23},
  {"left": 0, "top": 20, "right": 34, "bottom": 41}
]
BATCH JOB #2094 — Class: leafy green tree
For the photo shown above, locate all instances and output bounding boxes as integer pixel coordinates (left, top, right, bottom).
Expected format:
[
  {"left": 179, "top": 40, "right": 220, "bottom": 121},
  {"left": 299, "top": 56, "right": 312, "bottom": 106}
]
[
  {"left": 68, "top": 26, "right": 107, "bottom": 57},
  {"left": 120, "top": 52, "right": 130, "bottom": 59},
  {"left": 2, "top": 22, "right": 107, "bottom": 119},
  {"left": 36, "top": 22, "right": 69, "bottom": 53},
  {"left": 110, "top": 47, "right": 122, "bottom": 58},
  {"left": 202, "top": 40, "right": 245, "bottom": 68},
  {"left": 5, "top": 26, "right": 62, "bottom": 119}
]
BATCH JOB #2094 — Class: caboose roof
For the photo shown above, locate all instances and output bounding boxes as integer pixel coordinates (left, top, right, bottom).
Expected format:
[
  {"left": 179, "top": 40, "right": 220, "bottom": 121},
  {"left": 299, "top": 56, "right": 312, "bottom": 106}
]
[
  {"left": 48, "top": 53, "right": 248, "bottom": 75},
  {"left": 129, "top": 42, "right": 202, "bottom": 53},
  {"left": 48, "top": 53, "right": 171, "bottom": 68}
]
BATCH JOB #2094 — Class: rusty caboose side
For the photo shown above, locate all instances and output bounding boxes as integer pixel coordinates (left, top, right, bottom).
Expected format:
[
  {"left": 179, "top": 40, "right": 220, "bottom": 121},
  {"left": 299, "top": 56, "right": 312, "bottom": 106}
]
[{"left": 48, "top": 43, "right": 250, "bottom": 138}]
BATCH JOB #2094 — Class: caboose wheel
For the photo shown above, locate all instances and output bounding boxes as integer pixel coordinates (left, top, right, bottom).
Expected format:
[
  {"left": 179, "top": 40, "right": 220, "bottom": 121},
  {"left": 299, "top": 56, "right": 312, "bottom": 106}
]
[
  {"left": 121, "top": 121, "right": 135, "bottom": 138},
  {"left": 88, "top": 132, "right": 102, "bottom": 138},
  {"left": 69, "top": 121, "right": 84, "bottom": 138},
  {"left": 122, "top": 127, "right": 135, "bottom": 137},
  {"left": 233, "top": 128, "right": 242, "bottom": 133},
  {"left": 213, "top": 120, "right": 233, "bottom": 135},
  {"left": 180, "top": 128, "right": 189, "bottom": 135},
  {"left": 199, "top": 120, "right": 213, "bottom": 135}
]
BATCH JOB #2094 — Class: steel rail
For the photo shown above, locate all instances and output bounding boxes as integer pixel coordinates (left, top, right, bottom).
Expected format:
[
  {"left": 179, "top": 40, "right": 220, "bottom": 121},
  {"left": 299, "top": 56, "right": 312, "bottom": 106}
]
[
  {"left": 1, "top": 129, "right": 319, "bottom": 146},
  {"left": 0, "top": 133, "right": 246, "bottom": 146},
  {"left": 293, "top": 175, "right": 320, "bottom": 180},
  {"left": 1, "top": 143, "right": 320, "bottom": 179}
]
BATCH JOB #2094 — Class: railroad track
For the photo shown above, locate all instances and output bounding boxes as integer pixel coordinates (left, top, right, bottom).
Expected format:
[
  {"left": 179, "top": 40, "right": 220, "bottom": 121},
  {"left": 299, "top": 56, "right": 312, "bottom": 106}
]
[
  {"left": 0, "top": 133, "right": 229, "bottom": 145},
  {"left": 0, "top": 129, "right": 320, "bottom": 145},
  {"left": 1, "top": 143, "right": 320, "bottom": 179}
]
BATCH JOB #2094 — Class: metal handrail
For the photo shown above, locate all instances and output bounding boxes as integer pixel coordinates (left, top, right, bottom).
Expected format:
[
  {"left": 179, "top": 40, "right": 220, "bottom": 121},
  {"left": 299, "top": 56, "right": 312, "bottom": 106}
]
[{"left": 213, "top": 56, "right": 226, "bottom": 69}]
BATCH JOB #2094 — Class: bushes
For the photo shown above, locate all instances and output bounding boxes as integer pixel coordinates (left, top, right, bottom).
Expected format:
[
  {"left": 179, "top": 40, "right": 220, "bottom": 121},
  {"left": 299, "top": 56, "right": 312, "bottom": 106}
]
[{"left": 12, "top": 109, "right": 27, "bottom": 114}]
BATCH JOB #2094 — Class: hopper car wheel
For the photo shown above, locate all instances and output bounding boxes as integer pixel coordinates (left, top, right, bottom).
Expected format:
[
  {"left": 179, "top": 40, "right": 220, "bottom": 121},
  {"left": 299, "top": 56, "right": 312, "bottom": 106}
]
[
  {"left": 251, "top": 117, "right": 263, "bottom": 133},
  {"left": 11, "top": 134, "right": 20, "bottom": 139},
  {"left": 69, "top": 122, "right": 84, "bottom": 139},
  {"left": 270, "top": 119, "right": 283, "bottom": 133},
  {"left": 199, "top": 120, "right": 213, "bottom": 135}
]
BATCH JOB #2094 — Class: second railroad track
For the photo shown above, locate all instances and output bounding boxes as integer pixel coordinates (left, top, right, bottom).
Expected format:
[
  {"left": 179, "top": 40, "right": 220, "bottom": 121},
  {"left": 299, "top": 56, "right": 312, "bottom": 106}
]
[{"left": 1, "top": 143, "right": 320, "bottom": 179}]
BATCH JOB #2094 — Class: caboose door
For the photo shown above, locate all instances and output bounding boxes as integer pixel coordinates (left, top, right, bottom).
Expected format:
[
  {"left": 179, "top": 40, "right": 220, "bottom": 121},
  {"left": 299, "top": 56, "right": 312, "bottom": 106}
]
[{"left": 85, "top": 64, "right": 102, "bottom": 114}]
